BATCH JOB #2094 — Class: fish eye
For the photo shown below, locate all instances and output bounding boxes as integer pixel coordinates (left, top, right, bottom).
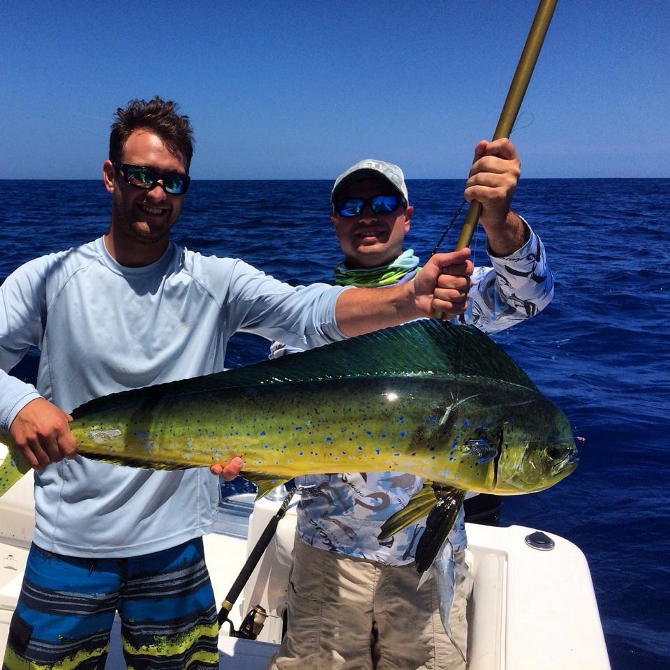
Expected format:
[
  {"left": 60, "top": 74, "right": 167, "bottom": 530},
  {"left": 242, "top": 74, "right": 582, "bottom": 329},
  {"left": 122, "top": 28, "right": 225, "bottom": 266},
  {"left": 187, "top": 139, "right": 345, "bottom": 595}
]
[{"left": 546, "top": 446, "right": 561, "bottom": 459}]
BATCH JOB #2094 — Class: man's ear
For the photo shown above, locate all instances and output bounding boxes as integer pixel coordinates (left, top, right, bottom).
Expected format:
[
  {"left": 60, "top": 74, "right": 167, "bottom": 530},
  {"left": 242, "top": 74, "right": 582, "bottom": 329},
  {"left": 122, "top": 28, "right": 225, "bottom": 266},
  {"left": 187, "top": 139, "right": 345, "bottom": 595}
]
[
  {"left": 404, "top": 204, "right": 414, "bottom": 231},
  {"left": 102, "top": 160, "right": 116, "bottom": 194}
]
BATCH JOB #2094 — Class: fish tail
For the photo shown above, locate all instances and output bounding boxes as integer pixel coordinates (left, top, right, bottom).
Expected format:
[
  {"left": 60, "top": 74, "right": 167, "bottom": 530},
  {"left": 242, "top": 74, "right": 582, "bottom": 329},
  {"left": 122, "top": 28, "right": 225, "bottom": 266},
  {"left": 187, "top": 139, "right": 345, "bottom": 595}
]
[{"left": 0, "top": 431, "right": 33, "bottom": 497}]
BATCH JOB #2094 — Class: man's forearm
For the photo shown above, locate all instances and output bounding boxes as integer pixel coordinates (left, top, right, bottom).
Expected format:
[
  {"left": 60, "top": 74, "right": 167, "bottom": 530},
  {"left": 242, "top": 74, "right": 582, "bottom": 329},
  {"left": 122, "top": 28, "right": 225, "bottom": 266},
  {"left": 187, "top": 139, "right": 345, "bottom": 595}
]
[
  {"left": 484, "top": 211, "right": 530, "bottom": 257},
  {"left": 334, "top": 284, "right": 420, "bottom": 337}
]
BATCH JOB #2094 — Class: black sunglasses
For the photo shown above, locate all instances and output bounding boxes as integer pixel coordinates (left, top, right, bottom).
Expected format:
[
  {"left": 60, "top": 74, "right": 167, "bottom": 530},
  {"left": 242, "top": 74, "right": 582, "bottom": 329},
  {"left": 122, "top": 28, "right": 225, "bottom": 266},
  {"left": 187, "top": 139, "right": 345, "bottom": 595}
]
[
  {"left": 334, "top": 194, "right": 406, "bottom": 217},
  {"left": 113, "top": 162, "right": 191, "bottom": 195}
]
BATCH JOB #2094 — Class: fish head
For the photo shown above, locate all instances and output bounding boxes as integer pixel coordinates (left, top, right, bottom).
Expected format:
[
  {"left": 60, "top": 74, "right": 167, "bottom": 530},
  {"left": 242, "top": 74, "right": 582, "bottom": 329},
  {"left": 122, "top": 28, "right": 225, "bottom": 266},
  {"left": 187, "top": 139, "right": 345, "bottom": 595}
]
[
  {"left": 492, "top": 395, "right": 578, "bottom": 493},
  {"left": 434, "top": 385, "right": 578, "bottom": 494}
]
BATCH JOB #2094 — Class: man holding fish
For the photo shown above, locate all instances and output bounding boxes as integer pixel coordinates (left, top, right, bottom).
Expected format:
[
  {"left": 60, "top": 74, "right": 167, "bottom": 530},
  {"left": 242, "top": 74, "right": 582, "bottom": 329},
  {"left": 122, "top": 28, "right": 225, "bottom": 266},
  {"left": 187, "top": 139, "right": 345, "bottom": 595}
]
[
  {"left": 269, "top": 151, "right": 554, "bottom": 669},
  {"left": 0, "top": 97, "right": 495, "bottom": 669}
]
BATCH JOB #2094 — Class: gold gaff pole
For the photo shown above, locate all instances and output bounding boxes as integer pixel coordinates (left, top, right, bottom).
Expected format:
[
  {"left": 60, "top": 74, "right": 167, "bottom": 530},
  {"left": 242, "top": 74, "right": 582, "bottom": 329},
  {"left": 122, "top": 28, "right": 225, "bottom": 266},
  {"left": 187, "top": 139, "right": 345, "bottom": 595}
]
[{"left": 454, "top": 0, "right": 558, "bottom": 251}]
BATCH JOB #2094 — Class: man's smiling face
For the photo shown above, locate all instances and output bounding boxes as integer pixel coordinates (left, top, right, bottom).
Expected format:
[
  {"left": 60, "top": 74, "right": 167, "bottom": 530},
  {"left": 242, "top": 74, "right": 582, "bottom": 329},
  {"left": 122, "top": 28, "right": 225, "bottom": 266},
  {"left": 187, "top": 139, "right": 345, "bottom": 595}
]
[
  {"left": 103, "top": 129, "right": 186, "bottom": 266},
  {"left": 332, "top": 178, "right": 413, "bottom": 269}
]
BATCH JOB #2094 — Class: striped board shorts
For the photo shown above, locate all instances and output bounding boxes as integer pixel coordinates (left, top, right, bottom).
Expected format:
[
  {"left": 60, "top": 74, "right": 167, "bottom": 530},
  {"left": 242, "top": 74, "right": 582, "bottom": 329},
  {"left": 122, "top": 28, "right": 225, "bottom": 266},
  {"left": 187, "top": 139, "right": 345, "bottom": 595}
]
[{"left": 2, "top": 538, "right": 219, "bottom": 670}]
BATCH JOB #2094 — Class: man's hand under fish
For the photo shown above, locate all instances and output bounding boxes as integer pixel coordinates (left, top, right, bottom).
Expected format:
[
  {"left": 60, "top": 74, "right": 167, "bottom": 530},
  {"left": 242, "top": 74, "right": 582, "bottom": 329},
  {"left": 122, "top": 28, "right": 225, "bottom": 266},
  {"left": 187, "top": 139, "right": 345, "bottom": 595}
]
[{"left": 211, "top": 458, "right": 244, "bottom": 481}]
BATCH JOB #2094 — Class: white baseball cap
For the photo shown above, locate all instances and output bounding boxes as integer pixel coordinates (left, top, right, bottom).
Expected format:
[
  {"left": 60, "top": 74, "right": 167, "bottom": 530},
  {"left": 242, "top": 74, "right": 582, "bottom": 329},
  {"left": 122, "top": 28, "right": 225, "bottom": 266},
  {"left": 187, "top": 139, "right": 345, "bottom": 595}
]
[{"left": 331, "top": 158, "right": 408, "bottom": 203}]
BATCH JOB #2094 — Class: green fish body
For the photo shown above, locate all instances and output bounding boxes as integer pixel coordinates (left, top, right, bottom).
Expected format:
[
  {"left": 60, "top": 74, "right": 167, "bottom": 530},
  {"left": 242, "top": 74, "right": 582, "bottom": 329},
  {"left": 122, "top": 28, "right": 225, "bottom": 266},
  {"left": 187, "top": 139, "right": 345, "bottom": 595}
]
[{"left": 1, "top": 320, "right": 577, "bottom": 501}]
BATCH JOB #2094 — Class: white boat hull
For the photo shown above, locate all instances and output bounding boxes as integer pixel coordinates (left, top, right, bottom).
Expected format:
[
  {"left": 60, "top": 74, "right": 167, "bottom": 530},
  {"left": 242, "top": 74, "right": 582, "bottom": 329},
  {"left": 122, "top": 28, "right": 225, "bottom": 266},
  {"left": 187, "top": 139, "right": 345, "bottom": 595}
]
[{"left": 0, "top": 472, "right": 610, "bottom": 669}]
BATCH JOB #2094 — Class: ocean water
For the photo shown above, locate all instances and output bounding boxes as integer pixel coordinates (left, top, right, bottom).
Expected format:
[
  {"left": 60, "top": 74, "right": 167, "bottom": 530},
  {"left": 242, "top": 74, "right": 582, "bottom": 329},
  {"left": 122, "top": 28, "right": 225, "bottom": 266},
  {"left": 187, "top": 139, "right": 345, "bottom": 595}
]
[{"left": 1, "top": 178, "right": 668, "bottom": 669}]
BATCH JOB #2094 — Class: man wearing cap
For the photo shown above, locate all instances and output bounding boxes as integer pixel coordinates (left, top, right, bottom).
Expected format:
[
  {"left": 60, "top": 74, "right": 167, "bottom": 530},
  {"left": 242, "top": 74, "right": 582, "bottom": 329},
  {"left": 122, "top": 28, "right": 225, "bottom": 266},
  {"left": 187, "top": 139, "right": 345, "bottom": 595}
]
[{"left": 269, "top": 138, "right": 554, "bottom": 670}]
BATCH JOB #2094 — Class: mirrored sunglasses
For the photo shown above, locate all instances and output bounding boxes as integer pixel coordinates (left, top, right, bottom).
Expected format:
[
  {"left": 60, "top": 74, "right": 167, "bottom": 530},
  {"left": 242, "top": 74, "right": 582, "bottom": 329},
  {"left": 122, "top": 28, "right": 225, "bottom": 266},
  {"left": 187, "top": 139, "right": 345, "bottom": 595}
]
[
  {"left": 113, "top": 162, "right": 191, "bottom": 195},
  {"left": 335, "top": 194, "right": 405, "bottom": 217}
]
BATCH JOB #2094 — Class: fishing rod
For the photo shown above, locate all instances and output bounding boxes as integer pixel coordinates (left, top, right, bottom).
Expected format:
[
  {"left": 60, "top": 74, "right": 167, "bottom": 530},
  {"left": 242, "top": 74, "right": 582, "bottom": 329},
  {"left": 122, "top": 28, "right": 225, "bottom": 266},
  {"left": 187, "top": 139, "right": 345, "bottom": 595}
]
[
  {"left": 431, "top": 0, "right": 557, "bottom": 323},
  {"left": 217, "top": 483, "right": 296, "bottom": 639},
  {"left": 454, "top": 0, "right": 558, "bottom": 251}
]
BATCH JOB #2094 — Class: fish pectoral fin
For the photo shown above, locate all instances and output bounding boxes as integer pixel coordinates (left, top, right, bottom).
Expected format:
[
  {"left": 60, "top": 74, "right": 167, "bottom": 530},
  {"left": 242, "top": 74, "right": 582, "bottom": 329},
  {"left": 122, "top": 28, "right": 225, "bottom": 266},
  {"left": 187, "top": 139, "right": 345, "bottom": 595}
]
[
  {"left": 240, "top": 470, "right": 289, "bottom": 500},
  {"left": 453, "top": 438, "right": 497, "bottom": 463},
  {"left": 378, "top": 481, "right": 437, "bottom": 541},
  {"left": 414, "top": 486, "right": 466, "bottom": 573}
]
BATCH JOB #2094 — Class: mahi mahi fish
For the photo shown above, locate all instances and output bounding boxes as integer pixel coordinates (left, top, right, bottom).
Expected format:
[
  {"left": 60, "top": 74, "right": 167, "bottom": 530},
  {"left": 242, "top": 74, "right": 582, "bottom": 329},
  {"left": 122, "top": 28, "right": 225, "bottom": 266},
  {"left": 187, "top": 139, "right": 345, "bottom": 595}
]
[{"left": 0, "top": 320, "right": 577, "bottom": 566}]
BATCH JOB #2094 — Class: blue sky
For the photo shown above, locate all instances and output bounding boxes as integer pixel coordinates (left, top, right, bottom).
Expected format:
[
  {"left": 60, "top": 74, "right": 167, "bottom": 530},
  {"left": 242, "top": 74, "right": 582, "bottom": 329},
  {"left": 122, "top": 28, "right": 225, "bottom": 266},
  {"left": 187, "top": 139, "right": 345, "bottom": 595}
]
[{"left": 1, "top": 1, "right": 668, "bottom": 180}]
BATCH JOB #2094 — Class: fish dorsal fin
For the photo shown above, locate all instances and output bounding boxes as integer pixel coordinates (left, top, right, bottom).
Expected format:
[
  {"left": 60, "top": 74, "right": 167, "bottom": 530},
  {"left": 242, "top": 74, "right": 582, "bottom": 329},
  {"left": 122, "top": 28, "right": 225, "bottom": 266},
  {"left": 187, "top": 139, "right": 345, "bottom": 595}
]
[
  {"left": 231, "top": 320, "right": 537, "bottom": 388},
  {"left": 72, "top": 320, "right": 535, "bottom": 418}
]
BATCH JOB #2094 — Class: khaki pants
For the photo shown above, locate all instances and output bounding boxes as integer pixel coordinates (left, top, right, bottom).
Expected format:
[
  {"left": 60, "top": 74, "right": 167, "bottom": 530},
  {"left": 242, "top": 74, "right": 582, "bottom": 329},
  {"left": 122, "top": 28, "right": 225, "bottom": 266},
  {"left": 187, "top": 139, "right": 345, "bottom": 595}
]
[{"left": 268, "top": 539, "right": 472, "bottom": 670}]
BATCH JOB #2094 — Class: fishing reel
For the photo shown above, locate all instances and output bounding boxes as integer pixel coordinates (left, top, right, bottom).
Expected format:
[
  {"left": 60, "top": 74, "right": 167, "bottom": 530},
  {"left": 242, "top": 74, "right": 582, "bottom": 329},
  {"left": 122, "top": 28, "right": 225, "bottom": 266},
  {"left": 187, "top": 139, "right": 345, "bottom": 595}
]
[{"left": 221, "top": 604, "right": 268, "bottom": 640}]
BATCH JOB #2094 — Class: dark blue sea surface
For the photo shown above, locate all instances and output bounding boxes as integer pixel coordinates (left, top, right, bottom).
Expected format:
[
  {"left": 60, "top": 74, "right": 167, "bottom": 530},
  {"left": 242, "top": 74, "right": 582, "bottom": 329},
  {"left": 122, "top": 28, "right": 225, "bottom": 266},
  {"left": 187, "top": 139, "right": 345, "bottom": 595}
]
[{"left": 1, "top": 178, "right": 668, "bottom": 669}]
